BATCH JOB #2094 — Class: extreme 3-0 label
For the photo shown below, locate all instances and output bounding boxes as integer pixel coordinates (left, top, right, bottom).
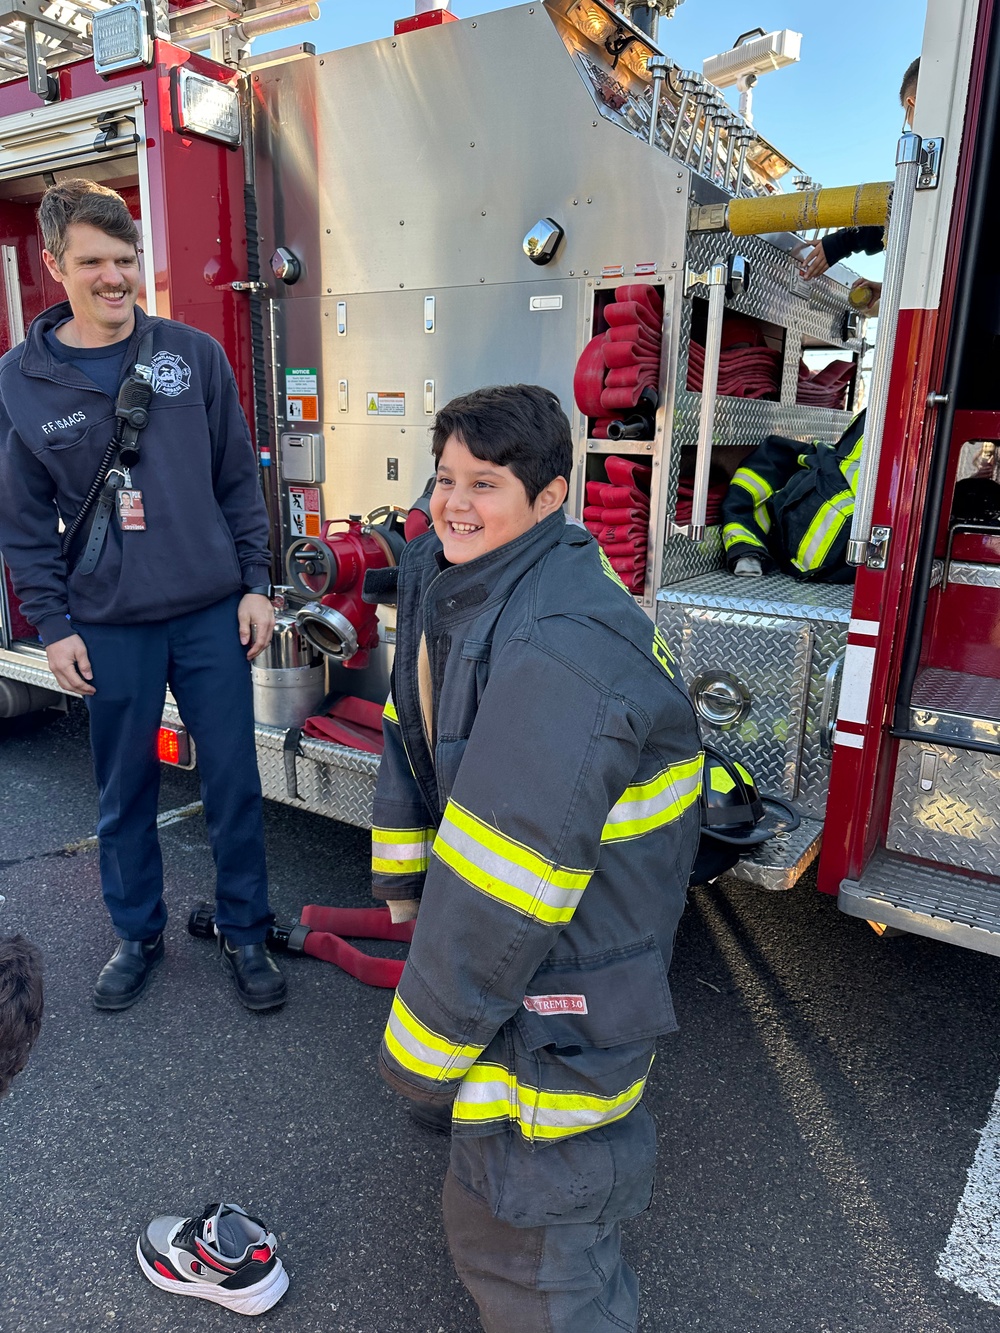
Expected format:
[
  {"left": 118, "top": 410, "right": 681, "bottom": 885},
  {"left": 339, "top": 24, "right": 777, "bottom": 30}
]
[{"left": 366, "top": 391, "right": 405, "bottom": 416}]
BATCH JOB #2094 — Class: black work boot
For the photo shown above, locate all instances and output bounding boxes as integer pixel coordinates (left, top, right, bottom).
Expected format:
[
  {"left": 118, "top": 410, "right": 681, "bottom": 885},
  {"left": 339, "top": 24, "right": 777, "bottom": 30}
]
[
  {"left": 93, "top": 934, "right": 164, "bottom": 1011},
  {"left": 218, "top": 935, "right": 287, "bottom": 1011}
]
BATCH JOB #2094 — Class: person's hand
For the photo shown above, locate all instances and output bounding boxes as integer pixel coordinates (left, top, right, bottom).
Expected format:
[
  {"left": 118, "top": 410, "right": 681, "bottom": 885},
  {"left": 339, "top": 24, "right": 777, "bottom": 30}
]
[
  {"left": 800, "top": 239, "right": 830, "bottom": 281},
  {"left": 45, "top": 633, "right": 95, "bottom": 695},
  {"left": 238, "top": 593, "right": 275, "bottom": 661},
  {"left": 850, "top": 277, "right": 882, "bottom": 315}
]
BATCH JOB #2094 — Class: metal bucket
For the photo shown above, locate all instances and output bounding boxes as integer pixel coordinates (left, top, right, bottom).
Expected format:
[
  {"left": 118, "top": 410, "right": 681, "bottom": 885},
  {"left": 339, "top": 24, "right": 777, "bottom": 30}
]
[{"left": 251, "top": 614, "right": 327, "bottom": 729}]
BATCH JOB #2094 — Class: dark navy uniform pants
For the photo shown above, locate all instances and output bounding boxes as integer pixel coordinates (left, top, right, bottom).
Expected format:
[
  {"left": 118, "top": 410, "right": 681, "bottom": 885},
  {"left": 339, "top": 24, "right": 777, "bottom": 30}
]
[
  {"left": 76, "top": 594, "right": 272, "bottom": 945},
  {"left": 444, "top": 1102, "right": 656, "bottom": 1333}
]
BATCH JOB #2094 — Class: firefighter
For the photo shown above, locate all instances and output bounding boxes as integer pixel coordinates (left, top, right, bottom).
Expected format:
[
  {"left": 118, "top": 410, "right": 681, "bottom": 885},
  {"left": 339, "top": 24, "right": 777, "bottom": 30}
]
[
  {"left": 799, "top": 57, "right": 920, "bottom": 282},
  {"left": 372, "top": 384, "right": 702, "bottom": 1333},
  {"left": 721, "top": 410, "right": 865, "bottom": 580},
  {"left": 0, "top": 180, "right": 286, "bottom": 1013}
]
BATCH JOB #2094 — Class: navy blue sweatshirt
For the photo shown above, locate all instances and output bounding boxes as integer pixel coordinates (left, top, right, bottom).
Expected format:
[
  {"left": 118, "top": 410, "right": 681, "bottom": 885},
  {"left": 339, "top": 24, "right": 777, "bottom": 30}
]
[{"left": 0, "top": 303, "right": 271, "bottom": 646}]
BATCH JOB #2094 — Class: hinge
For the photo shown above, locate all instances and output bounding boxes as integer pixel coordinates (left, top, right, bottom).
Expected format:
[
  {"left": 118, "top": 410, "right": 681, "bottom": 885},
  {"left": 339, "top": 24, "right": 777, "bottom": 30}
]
[{"left": 916, "top": 137, "right": 943, "bottom": 190}]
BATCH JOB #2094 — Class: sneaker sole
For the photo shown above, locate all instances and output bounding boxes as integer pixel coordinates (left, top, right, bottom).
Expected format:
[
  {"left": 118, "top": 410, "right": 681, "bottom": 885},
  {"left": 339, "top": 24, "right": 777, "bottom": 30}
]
[
  {"left": 135, "top": 1238, "right": 289, "bottom": 1315},
  {"left": 93, "top": 950, "right": 164, "bottom": 1011}
]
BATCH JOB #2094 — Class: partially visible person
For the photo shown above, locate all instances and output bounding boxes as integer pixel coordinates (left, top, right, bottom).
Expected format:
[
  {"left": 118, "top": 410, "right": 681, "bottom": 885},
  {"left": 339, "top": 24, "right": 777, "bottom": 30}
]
[
  {"left": 800, "top": 57, "right": 920, "bottom": 282},
  {"left": 0, "top": 180, "right": 285, "bottom": 1013},
  {"left": 0, "top": 935, "right": 43, "bottom": 1099}
]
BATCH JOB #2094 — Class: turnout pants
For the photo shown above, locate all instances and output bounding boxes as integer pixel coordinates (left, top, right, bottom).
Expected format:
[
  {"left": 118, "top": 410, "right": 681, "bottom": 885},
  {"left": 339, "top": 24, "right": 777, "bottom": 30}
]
[
  {"left": 444, "top": 1103, "right": 656, "bottom": 1333},
  {"left": 76, "top": 593, "right": 272, "bottom": 944}
]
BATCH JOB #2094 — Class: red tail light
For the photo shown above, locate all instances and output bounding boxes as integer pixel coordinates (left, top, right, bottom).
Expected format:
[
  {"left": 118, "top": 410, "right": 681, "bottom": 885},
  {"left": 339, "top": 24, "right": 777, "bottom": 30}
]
[{"left": 158, "top": 726, "right": 191, "bottom": 766}]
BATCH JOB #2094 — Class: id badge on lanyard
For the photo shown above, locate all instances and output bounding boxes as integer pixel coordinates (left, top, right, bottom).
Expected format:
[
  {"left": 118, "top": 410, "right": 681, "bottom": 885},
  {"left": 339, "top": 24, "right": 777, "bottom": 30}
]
[{"left": 116, "top": 467, "right": 146, "bottom": 531}]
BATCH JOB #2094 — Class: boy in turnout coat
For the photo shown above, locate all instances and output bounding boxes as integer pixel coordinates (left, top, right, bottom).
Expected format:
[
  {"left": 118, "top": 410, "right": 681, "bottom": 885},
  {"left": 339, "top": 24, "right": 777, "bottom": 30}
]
[{"left": 372, "top": 384, "right": 702, "bottom": 1333}]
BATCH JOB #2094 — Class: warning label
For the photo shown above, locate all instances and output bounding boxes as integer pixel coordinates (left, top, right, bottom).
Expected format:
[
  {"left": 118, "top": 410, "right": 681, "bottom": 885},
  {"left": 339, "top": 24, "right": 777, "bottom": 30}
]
[
  {"left": 288, "top": 485, "right": 321, "bottom": 538},
  {"left": 366, "top": 391, "right": 405, "bottom": 417},
  {"left": 287, "top": 396, "right": 319, "bottom": 421},
  {"left": 286, "top": 368, "right": 319, "bottom": 422}
]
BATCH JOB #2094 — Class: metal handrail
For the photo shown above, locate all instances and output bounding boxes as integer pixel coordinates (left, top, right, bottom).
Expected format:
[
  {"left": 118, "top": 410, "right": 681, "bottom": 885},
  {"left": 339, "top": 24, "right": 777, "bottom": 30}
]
[
  {"left": 846, "top": 132, "right": 923, "bottom": 566},
  {"left": 683, "top": 258, "right": 727, "bottom": 541}
]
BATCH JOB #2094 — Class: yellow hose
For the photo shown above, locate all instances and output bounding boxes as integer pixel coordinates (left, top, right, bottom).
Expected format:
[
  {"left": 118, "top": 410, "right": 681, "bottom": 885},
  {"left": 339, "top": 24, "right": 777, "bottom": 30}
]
[{"left": 726, "top": 181, "right": 892, "bottom": 236}]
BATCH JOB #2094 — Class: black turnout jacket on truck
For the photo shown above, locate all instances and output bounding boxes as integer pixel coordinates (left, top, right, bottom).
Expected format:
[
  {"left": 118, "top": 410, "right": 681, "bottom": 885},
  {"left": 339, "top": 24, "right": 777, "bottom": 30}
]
[
  {"left": 373, "top": 511, "right": 703, "bottom": 1145},
  {"left": 0, "top": 302, "right": 270, "bottom": 645}
]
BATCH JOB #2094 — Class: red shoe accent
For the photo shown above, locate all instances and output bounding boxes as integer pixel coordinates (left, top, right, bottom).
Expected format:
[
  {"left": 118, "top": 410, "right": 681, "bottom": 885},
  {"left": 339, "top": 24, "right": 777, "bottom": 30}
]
[
  {"left": 252, "top": 1245, "right": 273, "bottom": 1263},
  {"left": 195, "top": 1241, "right": 235, "bottom": 1273},
  {"left": 154, "top": 1261, "right": 179, "bottom": 1280}
]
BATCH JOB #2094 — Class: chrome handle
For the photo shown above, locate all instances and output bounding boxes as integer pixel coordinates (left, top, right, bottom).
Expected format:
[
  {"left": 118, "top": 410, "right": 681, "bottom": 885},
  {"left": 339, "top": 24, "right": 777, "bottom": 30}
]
[
  {"left": 847, "top": 133, "right": 923, "bottom": 567},
  {"left": 819, "top": 651, "right": 845, "bottom": 759}
]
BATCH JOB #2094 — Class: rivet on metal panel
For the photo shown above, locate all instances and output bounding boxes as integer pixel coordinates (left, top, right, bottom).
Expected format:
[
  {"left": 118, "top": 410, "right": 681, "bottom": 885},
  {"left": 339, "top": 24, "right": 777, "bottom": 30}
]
[
  {"left": 470, "top": 142, "right": 475, "bottom": 147},
  {"left": 481, "top": 211, "right": 487, "bottom": 216},
  {"left": 471, "top": 20, "right": 476, "bottom": 25},
  {"left": 583, "top": 269, "right": 589, "bottom": 275},
  {"left": 400, "top": 283, "right": 404, "bottom": 288},
  {"left": 573, "top": 200, "right": 579, "bottom": 205},
  {"left": 593, "top": 121, "right": 598, "bottom": 127},
  {"left": 326, "top": 229, "right": 331, "bottom": 234},
  {"left": 570, "top": 270, "right": 575, "bottom": 276},
  {"left": 399, "top": 220, "right": 405, "bottom": 226},
  {"left": 587, "top": 198, "right": 592, "bottom": 203}
]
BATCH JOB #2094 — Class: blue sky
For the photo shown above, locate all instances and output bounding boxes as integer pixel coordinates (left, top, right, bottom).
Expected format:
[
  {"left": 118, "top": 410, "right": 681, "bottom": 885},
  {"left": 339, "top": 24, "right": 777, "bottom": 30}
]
[{"left": 258, "top": 2, "right": 926, "bottom": 276}]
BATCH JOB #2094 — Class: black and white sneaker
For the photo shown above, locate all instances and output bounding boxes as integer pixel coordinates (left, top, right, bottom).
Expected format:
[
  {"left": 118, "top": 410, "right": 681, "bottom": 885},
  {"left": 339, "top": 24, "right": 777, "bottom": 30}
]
[{"left": 136, "top": 1201, "right": 288, "bottom": 1315}]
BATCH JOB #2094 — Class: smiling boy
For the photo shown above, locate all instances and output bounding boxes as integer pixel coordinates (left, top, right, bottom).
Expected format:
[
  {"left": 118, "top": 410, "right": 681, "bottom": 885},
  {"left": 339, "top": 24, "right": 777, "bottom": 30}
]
[{"left": 372, "top": 384, "right": 703, "bottom": 1333}]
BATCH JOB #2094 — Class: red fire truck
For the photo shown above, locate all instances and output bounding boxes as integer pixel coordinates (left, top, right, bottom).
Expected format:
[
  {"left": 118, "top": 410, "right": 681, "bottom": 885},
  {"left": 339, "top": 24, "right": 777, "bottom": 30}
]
[{"left": 0, "top": 0, "right": 993, "bottom": 957}]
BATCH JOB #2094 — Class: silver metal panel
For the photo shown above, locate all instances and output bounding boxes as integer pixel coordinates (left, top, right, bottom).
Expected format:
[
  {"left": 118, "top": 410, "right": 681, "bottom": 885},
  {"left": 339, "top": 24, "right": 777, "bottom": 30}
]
[
  {"left": 730, "top": 813, "right": 822, "bottom": 892},
  {"left": 253, "top": 7, "right": 693, "bottom": 302},
  {"left": 908, "top": 666, "right": 1000, "bottom": 746},
  {"left": 943, "top": 560, "right": 1000, "bottom": 588},
  {"left": 841, "top": 849, "right": 1000, "bottom": 957},
  {"left": 658, "top": 572, "right": 851, "bottom": 819},
  {"left": 658, "top": 603, "right": 812, "bottom": 800},
  {"left": 0, "top": 647, "right": 66, "bottom": 695},
  {"left": 887, "top": 740, "right": 1000, "bottom": 875},
  {"left": 274, "top": 282, "right": 587, "bottom": 524}
]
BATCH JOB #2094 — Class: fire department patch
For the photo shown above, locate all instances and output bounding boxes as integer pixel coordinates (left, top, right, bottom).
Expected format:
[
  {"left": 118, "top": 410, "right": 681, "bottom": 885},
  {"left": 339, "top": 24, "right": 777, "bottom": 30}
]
[{"left": 150, "top": 351, "right": 192, "bottom": 398}]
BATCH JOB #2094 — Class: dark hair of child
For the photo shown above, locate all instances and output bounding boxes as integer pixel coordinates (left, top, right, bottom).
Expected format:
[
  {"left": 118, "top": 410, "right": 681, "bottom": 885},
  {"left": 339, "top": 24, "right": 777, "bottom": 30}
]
[
  {"left": 0, "top": 935, "right": 43, "bottom": 1100},
  {"left": 431, "top": 384, "right": 573, "bottom": 504}
]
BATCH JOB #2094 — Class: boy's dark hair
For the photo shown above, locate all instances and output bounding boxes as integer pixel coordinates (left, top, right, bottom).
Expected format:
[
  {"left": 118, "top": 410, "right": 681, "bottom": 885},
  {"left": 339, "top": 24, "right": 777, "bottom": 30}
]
[
  {"left": 431, "top": 384, "right": 573, "bottom": 503},
  {"left": 900, "top": 57, "right": 920, "bottom": 106},
  {"left": 0, "top": 934, "right": 43, "bottom": 1100},
  {"left": 38, "top": 178, "right": 140, "bottom": 268}
]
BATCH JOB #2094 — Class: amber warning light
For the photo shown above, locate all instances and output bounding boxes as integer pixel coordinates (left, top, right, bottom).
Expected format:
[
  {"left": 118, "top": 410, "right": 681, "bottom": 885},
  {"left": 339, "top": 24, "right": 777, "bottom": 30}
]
[{"left": 158, "top": 726, "right": 192, "bottom": 767}]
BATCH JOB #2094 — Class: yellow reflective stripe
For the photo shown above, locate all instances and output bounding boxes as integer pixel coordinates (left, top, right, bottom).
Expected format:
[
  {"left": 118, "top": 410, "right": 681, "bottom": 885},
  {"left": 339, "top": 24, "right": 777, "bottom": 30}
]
[
  {"left": 452, "top": 1059, "right": 652, "bottom": 1141},
  {"left": 598, "top": 545, "right": 630, "bottom": 593},
  {"left": 723, "top": 522, "right": 767, "bottom": 553},
  {"left": 839, "top": 434, "right": 864, "bottom": 490},
  {"left": 372, "top": 825, "right": 435, "bottom": 876},
  {"left": 383, "top": 696, "right": 399, "bottom": 725},
  {"left": 754, "top": 500, "right": 772, "bottom": 535},
  {"left": 434, "top": 801, "right": 591, "bottom": 925},
  {"left": 793, "top": 489, "right": 855, "bottom": 572},
  {"left": 601, "top": 755, "right": 702, "bottom": 842},
  {"left": 383, "top": 994, "right": 485, "bottom": 1082},
  {"left": 732, "top": 467, "right": 773, "bottom": 508}
]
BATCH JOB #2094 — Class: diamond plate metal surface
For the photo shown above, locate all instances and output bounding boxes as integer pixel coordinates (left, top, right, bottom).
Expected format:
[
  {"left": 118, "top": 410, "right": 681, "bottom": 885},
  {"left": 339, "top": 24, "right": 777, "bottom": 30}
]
[
  {"left": 657, "top": 572, "right": 850, "bottom": 818},
  {"left": 841, "top": 849, "right": 1000, "bottom": 956},
  {"left": 730, "top": 813, "right": 822, "bottom": 891},
  {"left": 161, "top": 701, "right": 379, "bottom": 829},
  {"left": 912, "top": 667, "right": 1000, "bottom": 718},
  {"left": 256, "top": 726, "right": 379, "bottom": 828},
  {"left": 0, "top": 648, "right": 67, "bottom": 695},
  {"left": 887, "top": 740, "right": 1000, "bottom": 875},
  {"left": 944, "top": 560, "right": 1000, "bottom": 588}
]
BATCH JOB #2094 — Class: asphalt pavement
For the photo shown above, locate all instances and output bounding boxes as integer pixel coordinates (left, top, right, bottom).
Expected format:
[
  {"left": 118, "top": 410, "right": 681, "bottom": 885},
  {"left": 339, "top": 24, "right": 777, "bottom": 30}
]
[{"left": 3, "top": 703, "right": 1000, "bottom": 1332}]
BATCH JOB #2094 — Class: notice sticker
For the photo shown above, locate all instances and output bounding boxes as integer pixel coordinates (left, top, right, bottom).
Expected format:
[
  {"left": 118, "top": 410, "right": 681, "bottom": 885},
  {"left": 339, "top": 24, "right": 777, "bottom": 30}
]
[
  {"left": 286, "top": 368, "right": 319, "bottom": 422},
  {"left": 288, "top": 485, "right": 321, "bottom": 538},
  {"left": 366, "top": 391, "right": 406, "bottom": 417}
]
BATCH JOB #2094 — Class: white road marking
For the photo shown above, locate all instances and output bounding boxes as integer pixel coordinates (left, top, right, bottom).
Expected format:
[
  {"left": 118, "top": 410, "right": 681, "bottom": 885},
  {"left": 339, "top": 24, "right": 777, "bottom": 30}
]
[
  {"left": 64, "top": 802, "right": 203, "bottom": 855},
  {"left": 938, "top": 1083, "right": 1000, "bottom": 1306}
]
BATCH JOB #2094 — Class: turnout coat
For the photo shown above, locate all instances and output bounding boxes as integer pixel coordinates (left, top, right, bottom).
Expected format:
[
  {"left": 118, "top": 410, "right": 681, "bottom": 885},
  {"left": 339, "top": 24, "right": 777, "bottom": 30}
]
[{"left": 373, "top": 511, "right": 702, "bottom": 1145}]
